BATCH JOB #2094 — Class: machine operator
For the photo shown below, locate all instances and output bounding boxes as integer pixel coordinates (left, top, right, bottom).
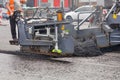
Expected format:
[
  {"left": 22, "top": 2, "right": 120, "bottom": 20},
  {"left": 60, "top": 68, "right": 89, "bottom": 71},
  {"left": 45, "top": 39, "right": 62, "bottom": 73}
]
[{"left": 4, "top": 0, "right": 27, "bottom": 41}]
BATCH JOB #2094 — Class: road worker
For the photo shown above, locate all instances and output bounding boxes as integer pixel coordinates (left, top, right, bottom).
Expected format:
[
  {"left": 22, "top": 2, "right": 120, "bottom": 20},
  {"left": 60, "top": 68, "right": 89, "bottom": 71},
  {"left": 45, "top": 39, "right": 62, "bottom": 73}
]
[{"left": 4, "top": 0, "right": 27, "bottom": 41}]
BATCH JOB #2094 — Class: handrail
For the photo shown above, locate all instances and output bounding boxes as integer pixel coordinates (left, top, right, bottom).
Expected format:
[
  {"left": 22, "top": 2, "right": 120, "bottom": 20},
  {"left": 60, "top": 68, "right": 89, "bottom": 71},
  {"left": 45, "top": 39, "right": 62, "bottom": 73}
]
[
  {"left": 105, "top": 3, "right": 116, "bottom": 21},
  {"left": 77, "top": 9, "right": 97, "bottom": 30}
]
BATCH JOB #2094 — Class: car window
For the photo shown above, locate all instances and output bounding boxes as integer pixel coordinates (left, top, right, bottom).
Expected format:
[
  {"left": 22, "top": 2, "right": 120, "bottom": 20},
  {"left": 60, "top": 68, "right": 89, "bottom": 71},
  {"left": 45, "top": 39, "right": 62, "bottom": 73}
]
[{"left": 75, "top": 6, "right": 94, "bottom": 12}]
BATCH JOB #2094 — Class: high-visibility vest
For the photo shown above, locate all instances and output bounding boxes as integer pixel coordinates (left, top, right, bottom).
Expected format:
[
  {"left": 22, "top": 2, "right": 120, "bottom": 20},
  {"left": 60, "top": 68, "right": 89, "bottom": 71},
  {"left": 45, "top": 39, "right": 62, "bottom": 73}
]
[{"left": 7, "top": 0, "right": 14, "bottom": 16}]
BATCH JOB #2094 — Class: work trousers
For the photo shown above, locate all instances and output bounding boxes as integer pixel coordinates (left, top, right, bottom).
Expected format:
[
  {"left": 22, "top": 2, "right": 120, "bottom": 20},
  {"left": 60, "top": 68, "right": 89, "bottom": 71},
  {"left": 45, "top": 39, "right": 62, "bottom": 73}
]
[{"left": 9, "top": 12, "right": 17, "bottom": 39}]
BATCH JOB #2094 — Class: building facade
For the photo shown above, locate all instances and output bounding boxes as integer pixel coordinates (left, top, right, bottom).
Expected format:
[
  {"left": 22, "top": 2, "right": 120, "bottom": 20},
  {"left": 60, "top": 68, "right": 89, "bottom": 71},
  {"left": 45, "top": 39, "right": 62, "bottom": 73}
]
[
  {"left": 26, "top": 0, "right": 81, "bottom": 10},
  {"left": 26, "top": 0, "right": 97, "bottom": 10},
  {"left": 27, "top": 0, "right": 71, "bottom": 8}
]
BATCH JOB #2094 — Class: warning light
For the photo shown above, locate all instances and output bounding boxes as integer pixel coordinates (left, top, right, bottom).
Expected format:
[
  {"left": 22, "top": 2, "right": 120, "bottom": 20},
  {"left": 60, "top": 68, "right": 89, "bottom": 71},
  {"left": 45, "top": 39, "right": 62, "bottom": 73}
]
[
  {"left": 61, "top": 25, "right": 65, "bottom": 30},
  {"left": 113, "top": 13, "right": 117, "bottom": 19}
]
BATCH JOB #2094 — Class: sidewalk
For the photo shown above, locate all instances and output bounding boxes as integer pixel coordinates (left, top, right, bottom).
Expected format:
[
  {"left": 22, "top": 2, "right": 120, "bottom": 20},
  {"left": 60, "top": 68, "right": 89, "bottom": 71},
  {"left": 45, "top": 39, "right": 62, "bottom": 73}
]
[{"left": 0, "top": 19, "right": 19, "bottom": 51}]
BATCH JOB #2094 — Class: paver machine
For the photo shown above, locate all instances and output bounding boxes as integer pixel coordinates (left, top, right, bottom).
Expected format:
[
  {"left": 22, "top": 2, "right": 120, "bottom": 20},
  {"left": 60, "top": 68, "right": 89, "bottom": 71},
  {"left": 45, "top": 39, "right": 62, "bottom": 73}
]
[
  {"left": 10, "top": 0, "right": 120, "bottom": 56},
  {"left": 10, "top": 7, "right": 77, "bottom": 56}
]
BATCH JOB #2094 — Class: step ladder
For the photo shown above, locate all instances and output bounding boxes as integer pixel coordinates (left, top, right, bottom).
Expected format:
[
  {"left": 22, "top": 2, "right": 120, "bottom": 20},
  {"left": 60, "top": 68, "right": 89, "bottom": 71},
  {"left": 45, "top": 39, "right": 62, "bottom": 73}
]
[{"left": 110, "top": 30, "right": 120, "bottom": 45}]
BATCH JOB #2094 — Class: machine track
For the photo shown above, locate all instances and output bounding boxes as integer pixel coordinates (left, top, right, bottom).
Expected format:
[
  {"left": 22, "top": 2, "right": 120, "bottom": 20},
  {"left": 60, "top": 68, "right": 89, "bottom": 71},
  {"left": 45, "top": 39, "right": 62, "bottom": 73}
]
[
  {"left": 20, "top": 39, "right": 102, "bottom": 57},
  {"left": 74, "top": 39, "right": 103, "bottom": 57},
  {"left": 20, "top": 46, "right": 64, "bottom": 57}
]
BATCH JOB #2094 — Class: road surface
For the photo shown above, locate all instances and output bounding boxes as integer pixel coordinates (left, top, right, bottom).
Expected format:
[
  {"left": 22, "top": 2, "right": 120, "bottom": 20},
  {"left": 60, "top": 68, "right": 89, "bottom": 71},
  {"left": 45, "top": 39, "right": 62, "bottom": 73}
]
[{"left": 0, "top": 19, "right": 120, "bottom": 80}]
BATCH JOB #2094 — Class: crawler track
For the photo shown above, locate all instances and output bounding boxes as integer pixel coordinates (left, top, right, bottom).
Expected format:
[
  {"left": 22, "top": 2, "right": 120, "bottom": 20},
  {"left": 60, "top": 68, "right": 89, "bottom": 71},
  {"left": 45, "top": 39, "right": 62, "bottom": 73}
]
[
  {"left": 19, "top": 39, "right": 102, "bottom": 57},
  {"left": 74, "top": 39, "right": 102, "bottom": 56}
]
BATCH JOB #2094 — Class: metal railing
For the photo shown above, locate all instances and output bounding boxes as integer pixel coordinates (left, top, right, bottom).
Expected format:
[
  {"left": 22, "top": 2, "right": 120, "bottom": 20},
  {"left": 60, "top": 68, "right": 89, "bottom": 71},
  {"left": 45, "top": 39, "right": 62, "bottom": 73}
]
[{"left": 77, "top": 9, "right": 97, "bottom": 30}]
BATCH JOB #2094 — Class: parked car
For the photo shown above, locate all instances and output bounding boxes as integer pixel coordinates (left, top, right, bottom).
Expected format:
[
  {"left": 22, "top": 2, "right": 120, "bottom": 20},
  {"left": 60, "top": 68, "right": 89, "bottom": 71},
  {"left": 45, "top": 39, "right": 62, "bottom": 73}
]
[{"left": 64, "top": 5, "right": 95, "bottom": 21}]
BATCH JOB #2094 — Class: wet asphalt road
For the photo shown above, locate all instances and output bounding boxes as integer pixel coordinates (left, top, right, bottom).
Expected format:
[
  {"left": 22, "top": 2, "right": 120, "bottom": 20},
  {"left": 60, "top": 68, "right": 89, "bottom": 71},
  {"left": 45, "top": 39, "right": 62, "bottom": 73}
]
[{"left": 0, "top": 19, "right": 120, "bottom": 80}]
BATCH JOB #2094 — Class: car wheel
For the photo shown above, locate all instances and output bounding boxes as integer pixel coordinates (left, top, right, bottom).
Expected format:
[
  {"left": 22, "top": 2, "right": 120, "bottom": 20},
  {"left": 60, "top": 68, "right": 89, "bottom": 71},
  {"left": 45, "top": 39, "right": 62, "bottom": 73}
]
[{"left": 66, "top": 16, "right": 73, "bottom": 22}]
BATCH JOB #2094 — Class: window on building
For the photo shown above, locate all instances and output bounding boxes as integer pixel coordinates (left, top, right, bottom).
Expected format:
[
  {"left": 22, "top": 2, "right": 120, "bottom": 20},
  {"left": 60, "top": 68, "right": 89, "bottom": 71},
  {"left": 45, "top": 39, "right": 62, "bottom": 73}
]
[
  {"left": 42, "top": 0, "right": 48, "bottom": 3},
  {"left": 54, "top": 0, "right": 60, "bottom": 8},
  {"left": 64, "top": 0, "right": 69, "bottom": 8}
]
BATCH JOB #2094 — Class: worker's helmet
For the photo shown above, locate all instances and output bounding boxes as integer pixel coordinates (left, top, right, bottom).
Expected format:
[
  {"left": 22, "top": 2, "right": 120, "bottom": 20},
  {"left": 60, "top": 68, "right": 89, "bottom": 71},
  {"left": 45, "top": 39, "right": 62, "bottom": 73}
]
[{"left": 20, "top": 0, "right": 27, "bottom": 4}]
